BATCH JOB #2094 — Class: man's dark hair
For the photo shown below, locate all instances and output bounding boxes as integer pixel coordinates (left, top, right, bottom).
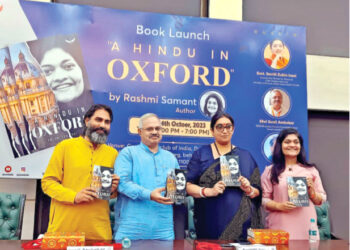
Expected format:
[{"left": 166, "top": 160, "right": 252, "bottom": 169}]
[
  {"left": 210, "top": 112, "right": 235, "bottom": 130},
  {"left": 82, "top": 104, "right": 113, "bottom": 136},
  {"left": 83, "top": 104, "right": 113, "bottom": 122},
  {"left": 270, "top": 128, "right": 315, "bottom": 184}
]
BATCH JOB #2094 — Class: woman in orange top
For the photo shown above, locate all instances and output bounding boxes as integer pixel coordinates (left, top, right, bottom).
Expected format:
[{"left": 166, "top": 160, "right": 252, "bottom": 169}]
[{"left": 265, "top": 39, "right": 289, "bottom": 69}]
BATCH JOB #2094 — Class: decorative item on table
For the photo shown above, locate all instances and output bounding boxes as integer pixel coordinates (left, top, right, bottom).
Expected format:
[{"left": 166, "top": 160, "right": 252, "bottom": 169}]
[
  {"left": 41, "top": 232, "right": 85, "bottom": 249},
  {"left": 194, "top": 240, "right": 221, "bottom": 250},
  {"left": 165, "top": 169, "right": 186, "bottom": 204},
  {"left": 247, "top": 228, "right": 289, "bottom": 245}
]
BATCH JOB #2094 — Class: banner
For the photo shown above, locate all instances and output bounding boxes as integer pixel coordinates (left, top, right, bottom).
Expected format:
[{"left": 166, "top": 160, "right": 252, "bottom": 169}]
[{"left": 0, "top": 1, "right": 307, "bottom": 178}]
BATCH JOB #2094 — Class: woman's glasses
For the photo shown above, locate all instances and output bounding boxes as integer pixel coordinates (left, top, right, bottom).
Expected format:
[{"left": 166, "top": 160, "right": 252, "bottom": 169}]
[{"left": 215, "top": 124, "right": 233, "bottom": 132}]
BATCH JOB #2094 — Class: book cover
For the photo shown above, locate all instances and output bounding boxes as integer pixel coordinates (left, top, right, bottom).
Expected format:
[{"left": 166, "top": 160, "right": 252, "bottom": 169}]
[
  {"left": 220, "top": 154, "right": 241, "bottom": 187},
  {"left": 0, "top": 47, "right": 35, "bottom": 157},
  {"left": 27, "top": 34, "right": 94, "bottom": 139},
  {"left": 91, "top": 165, "right": 114, "bottom": 200},
  {"left": 166, "top": 169, "right": 186, "bottom": 204},
  {"left": 165, "top": 169, "right": 176, "bottom": 201},
  {"left": 8, "top": 40, "right": 72, "bottom": 154},
  {"left": 0, "top": 34, "right": 94, "bottom": 158},
  {"left": 287, "top": 176, "right": 309, "bottom": 207}
]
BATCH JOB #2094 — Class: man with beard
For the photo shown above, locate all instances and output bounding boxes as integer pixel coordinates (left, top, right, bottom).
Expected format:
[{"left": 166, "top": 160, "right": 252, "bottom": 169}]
[
  {"left": 114, "top": 113, "right": 179, "bottom": 240},
  {"left": 41, "top": 104, "right": 119, "bottom": 240}
]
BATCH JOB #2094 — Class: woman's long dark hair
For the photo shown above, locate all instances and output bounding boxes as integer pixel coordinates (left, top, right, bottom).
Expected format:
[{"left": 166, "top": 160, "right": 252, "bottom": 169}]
[{"left": 270, "top": 128, "right": 315, "bottom": 184}]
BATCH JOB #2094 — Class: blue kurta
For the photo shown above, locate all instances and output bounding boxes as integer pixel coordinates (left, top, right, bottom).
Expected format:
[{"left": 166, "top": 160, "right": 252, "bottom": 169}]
[
  {"left": 114, "top": 142, "right": 179, "bottom": 240},
  {"left": 187, "top": 145, "right": 262, "bottom": 241}
]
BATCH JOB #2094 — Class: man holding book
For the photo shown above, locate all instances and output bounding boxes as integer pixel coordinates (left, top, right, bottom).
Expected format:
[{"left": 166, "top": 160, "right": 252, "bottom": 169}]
[
  {"left": 114, "top": 113, "right": 179, "bottom": 240},
  {"left": 42, "top": 104, "right": 119, "bottom": 240}
]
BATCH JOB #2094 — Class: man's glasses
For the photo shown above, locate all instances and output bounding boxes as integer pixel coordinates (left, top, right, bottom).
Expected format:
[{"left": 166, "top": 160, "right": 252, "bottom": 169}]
[
  {"left": 215, "top": 124, "right": 233, "bottom": 132},
  {"left": 142, "top": 126, "right": 162, "bottom": 132}
]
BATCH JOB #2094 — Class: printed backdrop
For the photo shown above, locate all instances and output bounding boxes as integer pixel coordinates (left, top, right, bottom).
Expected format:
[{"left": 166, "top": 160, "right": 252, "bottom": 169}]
[{"left": 0, "top": 0, "right": 307, "bottom": 178}]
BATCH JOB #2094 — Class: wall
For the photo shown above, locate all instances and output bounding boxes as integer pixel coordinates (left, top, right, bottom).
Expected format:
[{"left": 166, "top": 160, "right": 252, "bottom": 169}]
[
  {"left": 308, "top": 112, "right": 349, "bottom": 240},
  {"left": 55, "top": 0, "right": 204, "bottom": 16}
]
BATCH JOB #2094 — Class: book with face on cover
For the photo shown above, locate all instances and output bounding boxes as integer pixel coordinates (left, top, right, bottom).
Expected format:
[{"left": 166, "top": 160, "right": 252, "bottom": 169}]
[
  {"left": 220, "top": 154, "right": 241, "bottom": 187},
  {"left": 91, "top": 165, "right": 114, "bottom": 200},
  {"left": 0, "top": 34, "right": 95, "bottom": 159},
  {"left": 165, "top": 169, "right": 186, "bottom": 204},
  {"left": 287, "top": 176, "right": 309, "bottom": 207}
]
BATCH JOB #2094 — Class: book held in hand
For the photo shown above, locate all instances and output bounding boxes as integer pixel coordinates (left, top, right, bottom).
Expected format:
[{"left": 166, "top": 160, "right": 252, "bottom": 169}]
[
  {"left": 220, "top": 154, "right": 241, "bottom": 187},
  {"left": 287, "top": 176, "right": 309, "bottom": 207},
  {"left": 91, "top": 165, "right": 114, "bottom": 200},
  {"left": 165, "top": 169, "right": 186, "bottom": 204}
]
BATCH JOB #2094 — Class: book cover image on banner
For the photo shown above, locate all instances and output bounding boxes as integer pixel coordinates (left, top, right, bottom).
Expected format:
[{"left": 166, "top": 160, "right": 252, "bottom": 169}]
[
  {"left": 0, "top": 34, "right": 94, "bottom": 160},
  {"left": 8, "top": 41, "right": 70, "bottom": 153},
  {"left": 27, "top": 34, "right": 94, "bottom": 138},
  {"left": 0, "top": 0, "right": 308, "bottom": 178},
  {"left": 261, "top": 133, "right": 278, "bottom": 162},
  {"left": 0, "top": 47, "right": 31, "bottom": 158}
]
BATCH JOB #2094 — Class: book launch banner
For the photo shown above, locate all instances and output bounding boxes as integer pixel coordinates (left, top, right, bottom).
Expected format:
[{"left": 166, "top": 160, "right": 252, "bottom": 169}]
[{"left": 0, "top": 0, "right": 307, "bottom": 178}]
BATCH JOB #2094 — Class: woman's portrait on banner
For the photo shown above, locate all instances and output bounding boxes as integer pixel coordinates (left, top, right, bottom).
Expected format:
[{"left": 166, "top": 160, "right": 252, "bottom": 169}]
[
  {"left": 262, "top": 133, "right": 278, "bottom": 162},
  {"left": 199, "top": 90, "right": 226, "bottom": 118},
  {"left": 29, "top": 34, "right": 94, "bottom": 138},
  {"left": 264, "top": 39, "right": 290, "bottom": 70}
]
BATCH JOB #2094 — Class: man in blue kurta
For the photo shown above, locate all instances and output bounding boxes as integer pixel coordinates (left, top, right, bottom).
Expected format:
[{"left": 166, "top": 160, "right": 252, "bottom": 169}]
[{"left": 114, "top": 113, "right": 179, "bottom": 240}]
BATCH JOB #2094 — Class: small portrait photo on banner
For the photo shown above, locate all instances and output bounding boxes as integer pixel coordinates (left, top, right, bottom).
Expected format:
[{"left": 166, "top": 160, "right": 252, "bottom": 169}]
[
  {"left": 263, "top": 39, "right": 290, "bottom": 70},
  {"left": 199, "top": 90, "right": 226, "bottom": 118},
  {"left": 262, "top": 133, "right": 278, "bottom": 162},
  {"left": 263, "top": 88, "right": 291, "bottom": 118}
]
